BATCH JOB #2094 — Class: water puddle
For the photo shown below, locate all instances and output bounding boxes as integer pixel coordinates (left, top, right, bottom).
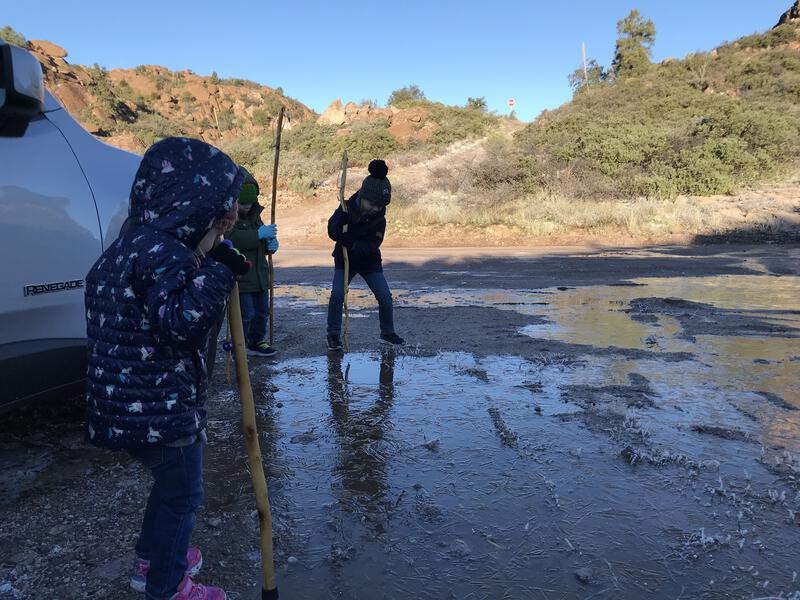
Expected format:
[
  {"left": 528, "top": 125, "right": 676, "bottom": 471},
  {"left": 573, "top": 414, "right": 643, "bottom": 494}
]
[{"left": 265, "top": 273, "right": 800, "bottom": 597}]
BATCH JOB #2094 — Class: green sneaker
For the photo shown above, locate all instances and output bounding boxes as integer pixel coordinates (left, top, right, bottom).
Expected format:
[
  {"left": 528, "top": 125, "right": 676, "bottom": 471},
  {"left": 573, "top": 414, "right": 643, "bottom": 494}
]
[{"left": 247, "top": 341, "right": 277, "bottom": 357}]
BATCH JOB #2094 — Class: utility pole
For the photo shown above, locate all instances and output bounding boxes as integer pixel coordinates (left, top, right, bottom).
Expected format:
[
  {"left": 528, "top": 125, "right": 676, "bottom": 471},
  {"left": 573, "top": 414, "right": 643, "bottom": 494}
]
[{"left": 582, "top": 42, "right": 589, "bottom": 86}]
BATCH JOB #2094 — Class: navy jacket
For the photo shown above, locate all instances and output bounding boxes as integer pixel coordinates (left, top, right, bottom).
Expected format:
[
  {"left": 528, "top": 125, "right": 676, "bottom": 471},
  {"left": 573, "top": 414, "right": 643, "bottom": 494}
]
[
  {"left": 328, "top": 192, "right": 386, "bottom": 275},
  {"left": 84, "top": 137, "right": 245, "bottom": 449}
]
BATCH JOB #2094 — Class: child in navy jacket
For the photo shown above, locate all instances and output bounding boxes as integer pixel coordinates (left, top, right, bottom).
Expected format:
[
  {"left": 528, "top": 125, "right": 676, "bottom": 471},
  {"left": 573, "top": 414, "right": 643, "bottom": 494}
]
[{"left": 85, "top": 137, "right": 249, "bottom": 600}]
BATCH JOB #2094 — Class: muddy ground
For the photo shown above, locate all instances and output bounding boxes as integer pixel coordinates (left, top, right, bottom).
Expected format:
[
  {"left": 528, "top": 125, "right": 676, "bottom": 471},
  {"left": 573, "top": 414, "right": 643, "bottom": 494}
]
[{"left": 1, "top": 244, "right": 799, "bottom": 599}]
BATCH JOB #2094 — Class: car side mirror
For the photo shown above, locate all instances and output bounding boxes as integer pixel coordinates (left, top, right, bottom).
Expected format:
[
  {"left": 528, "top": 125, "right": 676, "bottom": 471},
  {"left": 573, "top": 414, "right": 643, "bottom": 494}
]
[{"left": 0, "top": 41, "right": 45, "bottom": 136}]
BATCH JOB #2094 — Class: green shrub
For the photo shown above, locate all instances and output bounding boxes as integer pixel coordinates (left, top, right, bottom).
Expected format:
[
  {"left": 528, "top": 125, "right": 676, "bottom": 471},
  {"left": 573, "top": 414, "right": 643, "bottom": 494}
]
[
  {"left": 728, "top": 23, "right": 798, "bottom": 51},
  {"left": 217, "top": 108, "right": 236, "bottom": 131},
  {"left": 129, "top": 113, "right": 182, "bottom": 146},
  {"left": 428, "top": 102, "right": 495, "bottom": 146},
  {"left": 85, "top": 65, "right": 137, "bottom": 126},
  {"left": 347, "top": 119, "right": 398, "bottom": 164},
  {"left": 388, "top": 85, "right": 426, "bottom": 106},
  {"left": 261, "top": 95, "right": 285, "bottom": 115},
  {"left": 287, "top": 175, "right": 316, "bottom": 197},
  {"left": 220, "top": 136, "right": 270, "bottom": 170},
  {"left": 79, "top": 105, "right": 95, "bottom": 124},
  {"left": 283, "top": 122, "right": 341, "bottom": 158},
  {"left": 222, "top": 77, "right": 260, "bottom": 88},
  {"left": 466, "top": 97, "right": 488, "bottom": 111},
  {"left": 252, "top": 109, "right": 272, "bottom": 127},
  {"left": 0, "top": 25, "right": 27, "bottom": 47}
]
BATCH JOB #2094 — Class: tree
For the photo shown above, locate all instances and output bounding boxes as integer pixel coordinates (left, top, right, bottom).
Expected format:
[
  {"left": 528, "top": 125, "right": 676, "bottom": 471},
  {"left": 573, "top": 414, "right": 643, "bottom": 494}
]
[
  {"left": 568, "top": 59, "right": 607, "bottom": 90},
  {"left": 387, "top": 84, "right": 426, "bottom": 106},
  {"left": 0, "top": 25, "right": 27, "bottom": 47},
  {"left": 611, "top": 9, "right": 656, "bottom": 78},
  {"left": 210, "top": 71, "right": 220, "bottom": 84},
  {"left": 685, "top": 52, "right": 712, "bottom": 91},
  {"left": 466, "top": 97, "right": 488, "bottom": 111}
]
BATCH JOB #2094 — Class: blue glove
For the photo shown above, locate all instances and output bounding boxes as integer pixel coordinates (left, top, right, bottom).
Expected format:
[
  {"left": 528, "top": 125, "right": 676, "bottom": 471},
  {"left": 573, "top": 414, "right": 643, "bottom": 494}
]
[
  {"left": 266, "top": 238, "right": 279, "bottom": 254},
  {"left": 258, "top": 224, "right": 277, "bottom": 240}
]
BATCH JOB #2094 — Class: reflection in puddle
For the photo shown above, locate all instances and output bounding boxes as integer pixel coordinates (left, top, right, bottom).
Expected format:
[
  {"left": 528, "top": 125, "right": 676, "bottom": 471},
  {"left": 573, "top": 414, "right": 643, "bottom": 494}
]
[{"left": 277, "top": 275, "right": 799, "bottom": 419}]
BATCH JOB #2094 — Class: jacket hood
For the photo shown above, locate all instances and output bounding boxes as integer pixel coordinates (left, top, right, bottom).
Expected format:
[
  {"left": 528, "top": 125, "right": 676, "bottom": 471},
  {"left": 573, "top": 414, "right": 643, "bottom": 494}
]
[{"left": 128, "top": 137, "right": 245, "bottom": 249}]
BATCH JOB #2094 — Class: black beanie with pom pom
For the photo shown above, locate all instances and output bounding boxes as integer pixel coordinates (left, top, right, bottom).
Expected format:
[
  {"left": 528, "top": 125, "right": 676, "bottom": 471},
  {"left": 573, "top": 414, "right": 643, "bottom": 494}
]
[{"left": 368, "top": 159, "right": 389, "bottom": 179}]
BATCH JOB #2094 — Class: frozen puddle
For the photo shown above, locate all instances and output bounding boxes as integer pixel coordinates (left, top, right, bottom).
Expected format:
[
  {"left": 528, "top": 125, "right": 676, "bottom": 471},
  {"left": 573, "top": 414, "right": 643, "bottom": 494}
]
[{"left": 253, "top": 347, "right": 800, "bottom": 599}]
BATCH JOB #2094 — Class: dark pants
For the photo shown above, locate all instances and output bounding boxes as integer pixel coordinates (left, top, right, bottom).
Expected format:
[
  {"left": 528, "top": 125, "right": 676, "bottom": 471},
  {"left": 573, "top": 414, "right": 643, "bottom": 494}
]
[
  {"left": 239, "top": 290, "right": 269, "bottom": 346},
  {"left": 129, "top": 440, "right": 204, "bottom": 600},
  {"left": 327, "top": 269, "right": 394, "bottom": 335}
]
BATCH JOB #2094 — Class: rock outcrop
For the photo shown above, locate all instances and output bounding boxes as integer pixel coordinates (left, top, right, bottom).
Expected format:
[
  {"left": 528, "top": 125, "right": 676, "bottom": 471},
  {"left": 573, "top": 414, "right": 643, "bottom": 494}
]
[
  {"left": 776, "top": 0, "right": 800, "bottom": 27},
  {"left": 318, "top": 99, "right": 438, "bottom": 142},
  {"left": 317, "top": 99, "right": 348, "bottom": 126}
]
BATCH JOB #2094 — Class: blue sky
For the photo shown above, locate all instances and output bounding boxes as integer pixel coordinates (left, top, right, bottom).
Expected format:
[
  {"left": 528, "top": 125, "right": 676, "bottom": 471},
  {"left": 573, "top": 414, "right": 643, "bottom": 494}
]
[{"left": 4, "top": 0, "right": 790, "bottom": 121}]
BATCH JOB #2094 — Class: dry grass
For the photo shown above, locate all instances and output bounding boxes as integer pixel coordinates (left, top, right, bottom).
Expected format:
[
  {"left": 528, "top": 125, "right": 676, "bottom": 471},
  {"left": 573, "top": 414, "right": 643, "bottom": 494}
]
[{"left": 387, "top": 182, "right": 800, "bottom": 240}]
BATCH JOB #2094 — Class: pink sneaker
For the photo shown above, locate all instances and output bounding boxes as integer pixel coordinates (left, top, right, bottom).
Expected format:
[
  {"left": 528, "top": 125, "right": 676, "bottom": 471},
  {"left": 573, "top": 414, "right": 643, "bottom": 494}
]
[
  {"left": 130, "top": 548, "right": 203, "bottom": 592},
  {"left": 170, "top": 576, "right": 227, "bottom": 600}
]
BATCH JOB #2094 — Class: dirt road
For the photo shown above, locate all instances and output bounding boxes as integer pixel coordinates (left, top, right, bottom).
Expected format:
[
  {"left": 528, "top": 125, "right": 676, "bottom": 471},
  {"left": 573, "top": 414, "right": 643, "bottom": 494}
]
[{"left": 1, "top": 244, "right": 799, "bottom": 599}]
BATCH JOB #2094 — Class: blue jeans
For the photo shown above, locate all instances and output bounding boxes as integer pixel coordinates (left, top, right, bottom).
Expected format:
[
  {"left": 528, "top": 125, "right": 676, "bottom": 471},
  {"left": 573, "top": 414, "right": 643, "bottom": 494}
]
[
  {"left": 239, "top": 290, "right": 269, "bottom": 346},
  {"left": 129, "top": 441, "right": 204, "bottom": 600},
  {"left": 327, "top": 269, "right": 394, "bottom": 335}
]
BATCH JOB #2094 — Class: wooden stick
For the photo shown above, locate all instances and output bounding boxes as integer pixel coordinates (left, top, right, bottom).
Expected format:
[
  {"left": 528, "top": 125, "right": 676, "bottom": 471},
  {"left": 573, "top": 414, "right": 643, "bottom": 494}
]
[
  {"left": 268, "top": 106, "right": 285, "bottom": 346},
  {"left": 229, "top": 283, "right": 278, "bottom": 599},
  {"left": 337, "top": 151, "right": 350, "bottom": 351}
]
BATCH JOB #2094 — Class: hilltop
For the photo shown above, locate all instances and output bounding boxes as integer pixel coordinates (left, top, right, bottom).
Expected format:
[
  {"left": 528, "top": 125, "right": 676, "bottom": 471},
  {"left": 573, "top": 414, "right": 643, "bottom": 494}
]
[
  {"left": 18, "top": 37, "right": 315, "bottom": 152},
  {"left": 479, "top": 7, "right": 800, "bottom": 201}
]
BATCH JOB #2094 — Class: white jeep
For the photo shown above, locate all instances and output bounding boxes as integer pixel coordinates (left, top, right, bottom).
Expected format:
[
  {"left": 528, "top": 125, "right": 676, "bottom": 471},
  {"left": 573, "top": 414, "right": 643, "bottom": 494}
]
[{"left": 0, "top": 41, "right": 140, "bottom": 410}]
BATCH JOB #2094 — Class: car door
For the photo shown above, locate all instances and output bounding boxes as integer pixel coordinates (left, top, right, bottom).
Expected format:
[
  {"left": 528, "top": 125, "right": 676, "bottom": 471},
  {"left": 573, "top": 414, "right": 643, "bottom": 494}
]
[{"left": 0, "top": 112, "right": 102, "bottom": 407}]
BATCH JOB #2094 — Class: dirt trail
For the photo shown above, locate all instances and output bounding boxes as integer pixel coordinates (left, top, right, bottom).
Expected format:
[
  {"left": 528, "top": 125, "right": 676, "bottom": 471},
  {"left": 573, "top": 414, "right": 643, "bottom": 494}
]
[{"left": 276, "top": 123, "right": 523, "bottom": 248}]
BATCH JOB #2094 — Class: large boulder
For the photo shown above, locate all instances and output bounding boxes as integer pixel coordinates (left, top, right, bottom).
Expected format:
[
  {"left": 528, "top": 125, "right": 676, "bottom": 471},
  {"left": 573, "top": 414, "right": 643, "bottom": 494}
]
[
  {"left": 318, "top": 99, "right": 347, "bottom": 125},
  {"left": 388, "top": 107, "right": 433, "bottom": 141},
  {"left": 104, "top": 132, "right": 146, "bottom": 153},
  {"left": 30, "top": 40, "right": 67, "bottom": 58},
  {"left": 50, "top": 83, "right": 93, "bottom": 118},
  {"left": 318, "top": 99, "right": 393, "bottom": 126}
]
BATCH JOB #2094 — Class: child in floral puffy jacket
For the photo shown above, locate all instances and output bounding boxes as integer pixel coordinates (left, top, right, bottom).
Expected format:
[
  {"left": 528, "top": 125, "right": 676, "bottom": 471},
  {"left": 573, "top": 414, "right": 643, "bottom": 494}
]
[{"left": 85, "top": 137, "right": 249, "bottom": 600}]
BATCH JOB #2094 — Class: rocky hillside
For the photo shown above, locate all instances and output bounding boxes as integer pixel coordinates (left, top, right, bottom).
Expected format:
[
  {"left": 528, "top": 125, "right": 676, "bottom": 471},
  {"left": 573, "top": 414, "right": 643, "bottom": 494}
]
[{"left": 24, "top": 38, "right": 315, "bottom": 152}]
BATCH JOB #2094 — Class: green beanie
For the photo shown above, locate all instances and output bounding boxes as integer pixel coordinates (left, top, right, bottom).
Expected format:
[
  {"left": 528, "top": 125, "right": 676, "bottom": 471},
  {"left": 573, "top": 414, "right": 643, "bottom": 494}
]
[{"left": 238, "top": 182, "right": 259, "bottom": 205}]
